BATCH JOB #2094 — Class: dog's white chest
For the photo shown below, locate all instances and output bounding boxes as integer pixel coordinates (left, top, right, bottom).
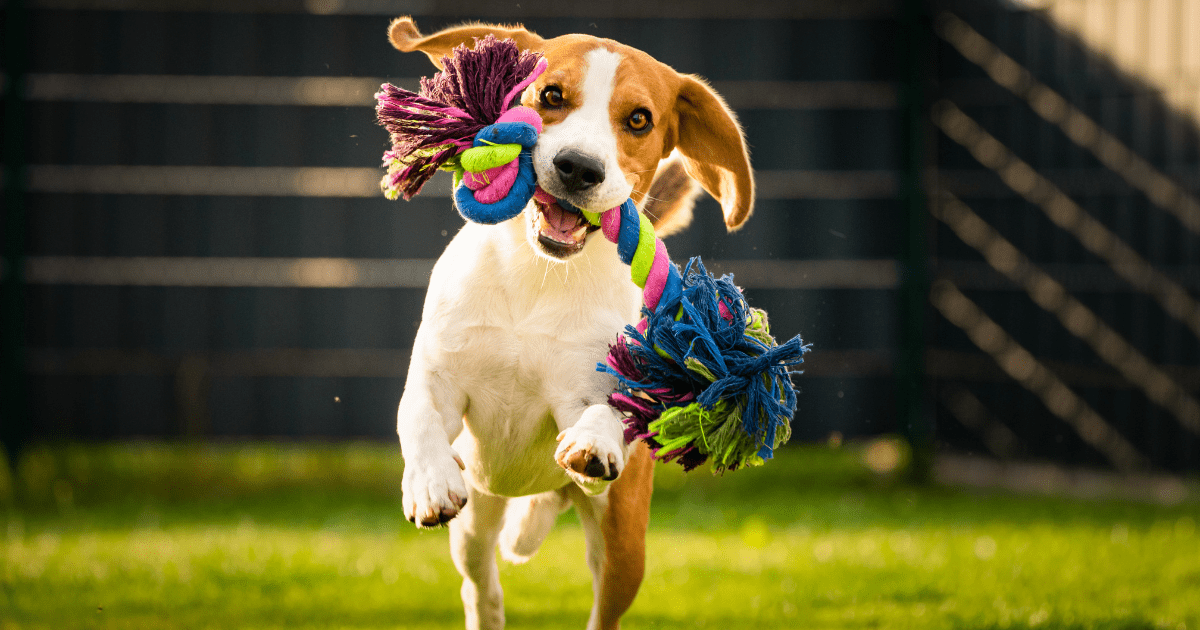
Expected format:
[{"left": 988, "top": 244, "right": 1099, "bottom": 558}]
[{"left": 413, "top": 219, "right": 640, "bottom": 496}]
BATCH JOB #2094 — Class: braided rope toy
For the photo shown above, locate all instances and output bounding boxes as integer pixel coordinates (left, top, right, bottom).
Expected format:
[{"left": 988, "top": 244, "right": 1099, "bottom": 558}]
[{"left": 377, "top": 36, "right": 809, "bottom": 473}]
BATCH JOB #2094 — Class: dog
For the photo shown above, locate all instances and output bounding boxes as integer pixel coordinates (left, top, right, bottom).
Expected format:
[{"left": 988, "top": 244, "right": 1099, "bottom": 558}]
[{"left": 389, "top": 17, "right": 755, "bottom": 630}]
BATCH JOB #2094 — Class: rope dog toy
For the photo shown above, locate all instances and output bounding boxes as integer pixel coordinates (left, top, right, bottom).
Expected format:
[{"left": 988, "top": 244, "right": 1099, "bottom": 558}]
[{"left": 376, "top": 36, "right": 809, "bottom": 473}]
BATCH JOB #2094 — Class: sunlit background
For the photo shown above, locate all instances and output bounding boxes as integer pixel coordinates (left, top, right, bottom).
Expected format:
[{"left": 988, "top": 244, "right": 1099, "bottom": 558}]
[
  {"left": 3, "top": 0, "right": 1200, "bottom": 487},
  {"left": 3, "top": 1, "right": 1200, "bottom": 628}
]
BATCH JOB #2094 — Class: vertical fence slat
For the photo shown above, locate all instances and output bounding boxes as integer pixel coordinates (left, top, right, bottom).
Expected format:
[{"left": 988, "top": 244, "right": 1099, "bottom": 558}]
[
  {"left": 2, "top": 0, "right": 31, "bottom": 470},
  {"left": 898, "top": 0, "right": 935, "bottom": 479}
]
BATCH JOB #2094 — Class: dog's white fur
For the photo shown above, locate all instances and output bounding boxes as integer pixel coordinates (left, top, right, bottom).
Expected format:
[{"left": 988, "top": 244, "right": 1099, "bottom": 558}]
[
  {"left": 389, "top": 16, "right": 755, "bottom": 630},
  {"left": 398, "top": 53, "right": 643, "bottom": 630},
  {"left": 399, "top": 46, "right": 642, "bottom": 510},
  {"left": 398, "top": 213, "right": 639, "bottom": 505},
  {"left": 400, "top": 218, "right": 638, "bottom": 629}
]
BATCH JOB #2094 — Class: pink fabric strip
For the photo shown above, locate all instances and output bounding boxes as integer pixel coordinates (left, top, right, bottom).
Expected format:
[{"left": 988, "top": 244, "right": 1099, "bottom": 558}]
[
  {"left": 642, "top": 239, "right": 670, "bottom": 311},
  {"left": 462, "top": 162, "right": 510, "bottom": 191},
  {"left": 601, "top": 208, "right": 621, "bottom": 242},
  {"left": 466, "top": 160, "right": 520, "bottom": 203},
  {"left": 496, "top": 106, "right": 543, "bottom": 133}
]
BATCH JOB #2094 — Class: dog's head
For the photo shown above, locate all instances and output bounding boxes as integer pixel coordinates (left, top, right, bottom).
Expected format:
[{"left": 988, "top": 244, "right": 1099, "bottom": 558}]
[{"left": 389, "top": 17, "right": 754, "bottom": 261}]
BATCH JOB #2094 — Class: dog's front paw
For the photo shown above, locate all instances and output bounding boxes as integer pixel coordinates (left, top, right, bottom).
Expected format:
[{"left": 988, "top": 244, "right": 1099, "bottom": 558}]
[
  {"left": 554, "top": 425, "right": 624, "bottom": 491},
  {"left": 402, "top": 451, "right": 469, "bottom": 528}
]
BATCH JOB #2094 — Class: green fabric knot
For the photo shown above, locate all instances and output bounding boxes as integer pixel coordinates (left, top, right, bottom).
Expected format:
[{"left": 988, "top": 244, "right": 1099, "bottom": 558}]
[{"left": 460, "top": 143, "right": 522, "bottom": 173}]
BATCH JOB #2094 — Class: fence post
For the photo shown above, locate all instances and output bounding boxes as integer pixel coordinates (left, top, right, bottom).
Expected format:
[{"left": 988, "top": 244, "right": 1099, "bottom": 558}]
[
  {"left": 2, "top": 0, "right": 31, "bottom": 475},
  {"left": 897, "top": 0, "right": 934, "bottom": 481}
]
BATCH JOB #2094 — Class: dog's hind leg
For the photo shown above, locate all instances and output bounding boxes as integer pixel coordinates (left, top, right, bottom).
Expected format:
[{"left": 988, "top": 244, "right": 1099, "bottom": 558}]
[
  {"left": 450, "top": 487, "right": 509, "bottom": 630},
  {"left": 498, "top": 487, "right": 572, "bottom": 564},
  {"left": 568, "top": 441, "right": 654, "bottom": 630}
]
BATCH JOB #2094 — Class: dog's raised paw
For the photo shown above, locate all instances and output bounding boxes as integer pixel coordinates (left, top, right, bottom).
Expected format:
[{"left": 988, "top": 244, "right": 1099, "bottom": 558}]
[
  {"left": 554, "top": 426, "right": 623, "bottom": 489},
  {"left": 401, "top": 450, "right": 469, "bottom": 528}
]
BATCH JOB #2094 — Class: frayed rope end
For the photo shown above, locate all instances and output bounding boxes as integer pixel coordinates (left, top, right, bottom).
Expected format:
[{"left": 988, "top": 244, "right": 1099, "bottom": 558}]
[{"left": 600, "top": 257, "right": 811, "bottom": 474}]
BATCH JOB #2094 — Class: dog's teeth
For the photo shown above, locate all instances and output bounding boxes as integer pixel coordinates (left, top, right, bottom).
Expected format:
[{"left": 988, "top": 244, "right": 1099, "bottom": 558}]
[{"left": 571, "top": 224, "right": 589, "bottom": 241}]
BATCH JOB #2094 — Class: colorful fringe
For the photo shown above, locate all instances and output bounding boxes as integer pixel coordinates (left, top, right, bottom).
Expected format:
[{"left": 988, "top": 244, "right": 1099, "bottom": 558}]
[
  {"left": 377, "top": 36, "right": 809, "bottom": 474},
  {"left": 375, "top": 35, "right": 545, "bottom": 203},
  {"left": 567, "top": 199, "right": 810, "bottom": 473}
]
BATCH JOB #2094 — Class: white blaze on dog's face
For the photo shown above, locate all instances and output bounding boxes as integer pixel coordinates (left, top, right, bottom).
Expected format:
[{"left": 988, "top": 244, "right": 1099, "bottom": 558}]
[
  {"left": 522, "top": 47, "right": 627, "bottom": 259},
  {"left": 387, "top": 20, "right": 757, "bottom": 261},
  {"left": 521, "top": 40, "right": 652, "bottom": 260},
  {"left": 533, "top": 47, "right": 632, "bottom": 212},
  {"left": 523, "top": 38, "right": 691, "bottom": 260}
]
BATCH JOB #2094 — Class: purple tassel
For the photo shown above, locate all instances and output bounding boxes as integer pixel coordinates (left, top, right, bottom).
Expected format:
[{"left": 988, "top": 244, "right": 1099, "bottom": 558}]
[
  {"left": 375, "top": 36, "right": 544, "bottom": 199},
  {"left": 609, "top": 392, "right": 658, "bottom": 445},
  {"left": 421, "top": 35, "right": 542, "bottom": 125}
]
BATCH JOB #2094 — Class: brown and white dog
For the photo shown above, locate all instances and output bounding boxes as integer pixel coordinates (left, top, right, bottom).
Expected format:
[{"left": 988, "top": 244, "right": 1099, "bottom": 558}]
[{"left": 389, "top": 17, "right": 754, "bottom": 630}]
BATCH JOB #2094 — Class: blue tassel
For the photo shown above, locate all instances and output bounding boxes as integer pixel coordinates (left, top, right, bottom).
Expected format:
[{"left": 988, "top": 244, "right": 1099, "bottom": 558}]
[{"left": 599, "top": 258, "right": 809, "bottom": 471}]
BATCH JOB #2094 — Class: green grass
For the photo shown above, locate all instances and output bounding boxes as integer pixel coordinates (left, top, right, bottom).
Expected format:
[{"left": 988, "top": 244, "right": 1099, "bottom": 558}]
[{"left": 1, "top": 440, "right": 1198, "bottom": 629}]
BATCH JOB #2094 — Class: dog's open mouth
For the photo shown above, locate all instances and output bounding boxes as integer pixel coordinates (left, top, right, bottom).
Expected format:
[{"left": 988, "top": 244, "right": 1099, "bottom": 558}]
[{"left": 533, "top": 194, "right": 600, "bottom": 258}]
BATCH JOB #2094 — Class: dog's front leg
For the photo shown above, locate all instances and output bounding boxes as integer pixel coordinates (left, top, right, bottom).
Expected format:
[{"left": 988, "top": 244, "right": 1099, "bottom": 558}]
[
  {"left": 397, "top": 364, "right": 469, "bottom": 527},
  {"left": 554, "top": 403, "right": 629, "bottom": 496}
]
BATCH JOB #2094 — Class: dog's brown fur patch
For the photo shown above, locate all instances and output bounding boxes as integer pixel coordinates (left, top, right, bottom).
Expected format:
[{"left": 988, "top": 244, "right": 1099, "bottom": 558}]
[{"left": 643, "top": 155, "right": 702, "bottom": 238}]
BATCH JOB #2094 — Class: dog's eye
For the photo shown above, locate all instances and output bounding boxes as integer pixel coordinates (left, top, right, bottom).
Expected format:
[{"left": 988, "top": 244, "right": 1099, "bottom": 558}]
[
  {"left": 540, "top": 86, "right": 564, "bottom": 108},
  {"left": 627, "top": 109, "right": 652, "bottom": 133}
]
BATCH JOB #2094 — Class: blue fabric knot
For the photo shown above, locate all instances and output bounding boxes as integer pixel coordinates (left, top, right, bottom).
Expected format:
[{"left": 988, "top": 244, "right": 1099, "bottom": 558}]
[{"left": 453, "top": 121, "right": 540, "bottom": 224}]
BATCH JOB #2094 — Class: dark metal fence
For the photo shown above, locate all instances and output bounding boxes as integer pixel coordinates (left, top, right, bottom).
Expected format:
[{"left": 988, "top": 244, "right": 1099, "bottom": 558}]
[
  {"left": 929, "top": 0, "right": 1200, "bottom": 473},
  {"left": 2, "top": 0, "right": 1197, "bottom": 474}
]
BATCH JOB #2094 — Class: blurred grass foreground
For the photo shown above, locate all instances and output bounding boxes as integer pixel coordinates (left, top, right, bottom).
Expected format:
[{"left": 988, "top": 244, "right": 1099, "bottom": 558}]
[{"left": 1, "top": 441, "right": 1199, "bottom": 629}]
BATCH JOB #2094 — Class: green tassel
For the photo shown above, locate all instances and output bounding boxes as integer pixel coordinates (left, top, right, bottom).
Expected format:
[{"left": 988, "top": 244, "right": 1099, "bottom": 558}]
[
  {"left": 745, "top": 307, "right": 774, "bottom": 347},
  {"left": 646, "top": 398, "right": 791, "bottom": 473},
  {"left": 684, "top": 357, "right": 717, "bottom": 382}
]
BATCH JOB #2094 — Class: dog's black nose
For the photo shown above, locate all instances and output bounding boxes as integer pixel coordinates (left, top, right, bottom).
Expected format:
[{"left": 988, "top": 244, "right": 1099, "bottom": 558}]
[{"left": 553, "top": 149, "right": 605, "bottom": 193}]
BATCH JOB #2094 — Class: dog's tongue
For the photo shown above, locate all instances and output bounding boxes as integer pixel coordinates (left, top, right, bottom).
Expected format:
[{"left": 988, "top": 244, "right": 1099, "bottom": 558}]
[{"left": 540, "top": 201, "right": 586, "bottom": 243}]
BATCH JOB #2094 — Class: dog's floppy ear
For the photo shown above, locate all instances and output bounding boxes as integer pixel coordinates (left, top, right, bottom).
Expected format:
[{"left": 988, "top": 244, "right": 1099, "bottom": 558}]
[
  {"left": 673, "top": 75, "right": 755, "bottom": 231},
  {"left": 643, "top": 150, "right": 703, "bottom": 238},
  {"left": 389, "top": 16, "right": 545, "bottom": 69}
]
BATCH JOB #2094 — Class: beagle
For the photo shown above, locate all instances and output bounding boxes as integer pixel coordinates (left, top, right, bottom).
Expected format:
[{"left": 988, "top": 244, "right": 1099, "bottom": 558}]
[{"left": 388, "top": 17, "right": 754, "bottom": 630}]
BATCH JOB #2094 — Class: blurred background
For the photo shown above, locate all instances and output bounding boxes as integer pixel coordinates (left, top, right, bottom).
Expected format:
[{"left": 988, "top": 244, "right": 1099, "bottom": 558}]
[{"left": 2, "top": 0, "right": 1199, "bottom": 478}]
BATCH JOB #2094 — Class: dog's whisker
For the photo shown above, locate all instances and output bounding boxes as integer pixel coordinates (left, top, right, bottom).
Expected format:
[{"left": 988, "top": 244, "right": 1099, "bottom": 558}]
[{"left": 540, "top": 256, "right": 552, "bottom": 289}]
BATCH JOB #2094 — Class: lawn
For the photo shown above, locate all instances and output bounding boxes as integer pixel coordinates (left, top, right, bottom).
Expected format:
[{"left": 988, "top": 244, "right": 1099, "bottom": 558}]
[{"left": 1, "top": 440, "right": 1197, "bottom": 629}]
